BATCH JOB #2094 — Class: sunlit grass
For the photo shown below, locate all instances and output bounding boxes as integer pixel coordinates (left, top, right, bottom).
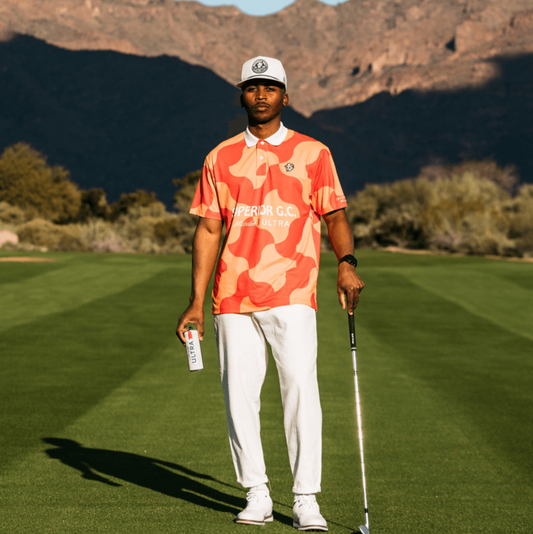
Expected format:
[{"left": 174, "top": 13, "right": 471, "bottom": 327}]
[{"left": 1, "top": 250, "right": 532, "bottom": 533}]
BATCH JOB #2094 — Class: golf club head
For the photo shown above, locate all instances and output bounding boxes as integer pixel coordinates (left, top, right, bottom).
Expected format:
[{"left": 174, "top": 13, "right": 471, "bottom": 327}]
[{"left": 358, "top": 526, "right": 369, "bottom": 534}]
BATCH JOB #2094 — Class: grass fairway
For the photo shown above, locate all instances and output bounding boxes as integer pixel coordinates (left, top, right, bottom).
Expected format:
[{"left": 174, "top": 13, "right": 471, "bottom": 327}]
[{"left": 1, "top": 250, "right": 532, "bottom": 533}]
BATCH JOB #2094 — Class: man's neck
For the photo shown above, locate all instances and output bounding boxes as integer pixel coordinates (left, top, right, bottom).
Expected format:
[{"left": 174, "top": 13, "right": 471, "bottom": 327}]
[{"left": 247, "top": 118, "right": 282, "bottom": 140}]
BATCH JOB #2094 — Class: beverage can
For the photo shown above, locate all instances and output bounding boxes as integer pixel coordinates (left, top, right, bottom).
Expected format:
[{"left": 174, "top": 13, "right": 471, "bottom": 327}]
[{"left": 185, "top": 328, "right": 204, "bottom": 372}]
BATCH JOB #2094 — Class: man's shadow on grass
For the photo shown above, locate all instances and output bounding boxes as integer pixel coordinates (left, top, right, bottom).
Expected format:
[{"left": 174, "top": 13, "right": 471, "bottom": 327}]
[{"left": 42, "top": 437, "right": 290, "bottom": 525}]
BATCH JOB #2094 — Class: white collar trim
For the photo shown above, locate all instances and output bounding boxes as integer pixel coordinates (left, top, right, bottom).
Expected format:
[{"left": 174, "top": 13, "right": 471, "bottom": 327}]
[{"left": 244, "top": 123, "right": 288, "bottom": 147}]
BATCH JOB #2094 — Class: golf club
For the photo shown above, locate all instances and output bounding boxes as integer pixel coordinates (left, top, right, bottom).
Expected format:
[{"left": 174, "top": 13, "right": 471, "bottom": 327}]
[{"left": 348, "top": 311, "right": 369, "bottom": 534}]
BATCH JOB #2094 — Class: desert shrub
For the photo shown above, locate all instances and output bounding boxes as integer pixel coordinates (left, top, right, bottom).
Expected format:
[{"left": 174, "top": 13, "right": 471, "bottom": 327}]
[
  {"left": 419, "top": 159, "right": 519, "bottom": 195},
  {"left": 17, "top": 198, "right": 201, "bottom": 255},
  {"left": 504, "top": 184, "right": 533, "bottom": 256},
  {"left": 80, "top": 219, "right": 125, "bottom": 253},
  {"left": 123, "top": 201, "right": 169, "bottom": 220},
  {"left": 346, "top": 179, "right": 433, "bottom": 248},
  {"left": 173, "top": 170, "right": 201, "bottom": 213},
  {"left": 106, "top": 202, "right": 194, "bottom": 254},
  {"left": 109, "top": 189, "right": 160, "bottom": 220},
  {"left": 420, "top": 172, "right": 514, "bottom": 255},
  {"left": 112, "top": 204, "right": 168, "bottom": 247},
  {"left": 0, "top": 143, "right": 81, "bottom": 222},
  {"left": 153, "top": 213, "right": 198, "bottom": 253},
  {"left": 17, "top": 218, "right": 89, "bottom": 252},
  {"left": 76, "top": 188, "right": 110, "bottom": 222},
  {"left": 0, "top": 201, "right": 31, "bottom": 229},
  {"left": 346, "top": 165, "right": 518, "bottom": 256}
]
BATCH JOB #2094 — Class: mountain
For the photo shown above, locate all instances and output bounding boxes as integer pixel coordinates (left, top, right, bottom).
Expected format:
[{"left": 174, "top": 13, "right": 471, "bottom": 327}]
[
  {"left": 0, "top": 35, "right": 352, "bottom": 204},
  {"left": 2, "top": 0, "right": 533, "bottom": 115},
  {"left": 1, "top": 0, "right": 532, "bottom": 206}
]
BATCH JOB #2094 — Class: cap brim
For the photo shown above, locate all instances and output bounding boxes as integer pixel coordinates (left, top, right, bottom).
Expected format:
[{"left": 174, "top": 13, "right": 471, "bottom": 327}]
[{"left": 237, "top": 75, "right": 286, "bottom": 88}]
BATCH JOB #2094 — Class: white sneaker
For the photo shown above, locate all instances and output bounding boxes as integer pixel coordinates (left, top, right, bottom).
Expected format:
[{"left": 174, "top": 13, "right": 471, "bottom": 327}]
[
  {"left": 293, "top": 494, "right": 328, "bottom": 531},
  {"left": 235, "top": 484, "right": 273, "bottom": 525}
]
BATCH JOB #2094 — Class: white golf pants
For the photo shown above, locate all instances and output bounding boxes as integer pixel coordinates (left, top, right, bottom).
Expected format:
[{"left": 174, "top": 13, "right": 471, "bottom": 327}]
[{"left": 213, "top": 304, "right": 322, "bottom": 494}]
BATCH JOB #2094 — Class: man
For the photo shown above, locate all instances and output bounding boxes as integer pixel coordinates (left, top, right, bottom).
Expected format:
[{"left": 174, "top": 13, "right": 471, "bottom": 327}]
[{"left": 177, "top": 56, "right": 364, "bottom": 531}]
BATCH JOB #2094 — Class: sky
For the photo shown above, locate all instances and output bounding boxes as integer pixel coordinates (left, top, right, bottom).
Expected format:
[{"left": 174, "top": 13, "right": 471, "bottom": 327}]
[{"left": 175, "top": 0, "right": 350, "bottom": 16}]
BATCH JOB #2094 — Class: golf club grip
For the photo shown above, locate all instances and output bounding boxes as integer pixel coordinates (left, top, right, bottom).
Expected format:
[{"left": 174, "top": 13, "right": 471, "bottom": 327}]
[{"left": 348, "top": 311, "right": 356, "bottom": 350}]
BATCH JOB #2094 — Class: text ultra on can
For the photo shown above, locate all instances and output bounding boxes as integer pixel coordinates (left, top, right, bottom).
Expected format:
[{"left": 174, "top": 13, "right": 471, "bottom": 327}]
[{"left": 185, "top": 329, "right": 204, "bottom": 372}]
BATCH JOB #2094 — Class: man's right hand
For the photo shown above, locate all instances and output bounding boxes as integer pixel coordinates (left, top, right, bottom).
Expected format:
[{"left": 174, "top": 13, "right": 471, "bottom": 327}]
[
  {"left": 176, "top": 302, "right": 205, "bottom": 345},
  {"left": 176, "top": 217, "right": 223, "bottom": 346}
]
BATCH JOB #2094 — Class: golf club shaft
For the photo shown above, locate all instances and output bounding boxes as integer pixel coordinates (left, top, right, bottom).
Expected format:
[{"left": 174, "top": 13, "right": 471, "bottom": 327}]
[{"left": 349, "top": 312, "right": 369, "bottom": 531}]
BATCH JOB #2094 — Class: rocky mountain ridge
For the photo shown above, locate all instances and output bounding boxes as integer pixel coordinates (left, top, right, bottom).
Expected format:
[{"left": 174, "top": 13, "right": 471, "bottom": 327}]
[
  {"left": 1, "top": 0, "right": 533, "bottom": 206},
  {"left": 1, "top": 0, "right": 533, "bottom": 116}
]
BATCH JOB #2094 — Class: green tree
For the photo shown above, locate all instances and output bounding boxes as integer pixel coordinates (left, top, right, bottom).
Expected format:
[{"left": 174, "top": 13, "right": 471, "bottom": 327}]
[{"left": 0, "top": 143, "right": 81, "bottom": 222}]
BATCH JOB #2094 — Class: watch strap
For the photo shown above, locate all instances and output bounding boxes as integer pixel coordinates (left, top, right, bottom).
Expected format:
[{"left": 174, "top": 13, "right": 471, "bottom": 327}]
[{"left": 338, "top": 254, "right": 358, "bottom": 268}]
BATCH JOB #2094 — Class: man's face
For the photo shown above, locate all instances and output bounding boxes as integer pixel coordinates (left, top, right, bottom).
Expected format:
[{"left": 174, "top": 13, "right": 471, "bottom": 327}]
[{"left": 240, "top": 80, "right": 289, "bottom": 125}]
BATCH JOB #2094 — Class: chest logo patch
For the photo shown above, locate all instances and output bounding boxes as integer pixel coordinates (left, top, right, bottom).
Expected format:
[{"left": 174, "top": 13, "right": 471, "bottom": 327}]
[
  {"left": 252, "top": 59, "right": 268, "bottom": 74},
  {"left": 284, "top": 162, "right": 295, "bottom": 172}
]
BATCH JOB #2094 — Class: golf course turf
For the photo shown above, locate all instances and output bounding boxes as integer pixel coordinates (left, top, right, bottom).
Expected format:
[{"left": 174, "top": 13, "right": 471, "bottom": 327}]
[{"left": 0, "top": 249, "right": 532, "bottom": 533}]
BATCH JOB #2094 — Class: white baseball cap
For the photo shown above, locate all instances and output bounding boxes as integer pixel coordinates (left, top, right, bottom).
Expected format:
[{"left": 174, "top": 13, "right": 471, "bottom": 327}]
[{"left": 237, "top": 56, "right": 287, "bottom": 88}]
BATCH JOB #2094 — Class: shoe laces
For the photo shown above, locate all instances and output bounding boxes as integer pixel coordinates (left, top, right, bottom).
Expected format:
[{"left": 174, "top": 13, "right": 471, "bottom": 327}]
[
  {"left": 246, "top": 487, "right": 269, "bottom": 503},
  {"left": 294, "top": 494, "right": 319, "bottom": 511}
]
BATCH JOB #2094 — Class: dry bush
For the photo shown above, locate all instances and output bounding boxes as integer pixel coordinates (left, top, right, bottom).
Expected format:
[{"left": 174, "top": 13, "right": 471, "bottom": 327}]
[
  {"left": 109, "top": 189, "right": 160, "bottom": 221},
  {"left": 346, "top": 179, "right": 432, "bottom": 249},
  {"left": 80, "top": 219, "right": 125, "bottom": 253},
  {"left": 123, "top": 202, "right": 169, "bottom": 220},
  {"left": 153, "top": 213, "right": 198, "bottom": 253},
  {"left": 104, "top": 202, "right": 198, "bottom": 254},
  {"left": 174, "top": 170, "right": 201, "bottom": 213},
  {"left": 419, "top": 159, "right": 519, "bottom": 195},
  {"left": 0, "top": 201, "right": 32, "bottom": 233},
  {"left": 17, "top": 218, "right": 89, "bottom": 252},
  {"left": 504, "top": 184, "right": 533, "bottom": 257},
  {"left": 346, "top": 165, "right": 519, "bottom": 256},
  {"left": 420, "top": 172, "right": 514, "bottom": 255},
  {"left": 11, "top": 202, "right": 200, "bottom": 255},
  {"left": 76, "top": 188, "right": 110, "bottom": 222}
]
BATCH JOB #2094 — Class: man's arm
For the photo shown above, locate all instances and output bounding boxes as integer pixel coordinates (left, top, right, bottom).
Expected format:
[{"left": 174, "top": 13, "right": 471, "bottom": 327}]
[
  {"left": 322, "top": 208, "right": 364, "bottom": 314},
  {"left": 176, "top": 217, "right": 223, "bottom": 344}
]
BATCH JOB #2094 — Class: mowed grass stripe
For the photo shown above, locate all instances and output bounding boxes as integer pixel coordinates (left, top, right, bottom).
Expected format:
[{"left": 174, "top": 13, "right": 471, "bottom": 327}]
[
  {"left": 342, "top": 325, "right": 533, "bottom": 534},
  {"left": 0, "top": 259, "right": 190, "bottom": 472},
  {"left": 0, "top": 253, "right": 183, "bottom": 333},
  {"left": 357, "top": 268, "right": 533, "bottom": 477},
  {"left": 0, "top": 346, "right": 245, "bottom": 534},
  {"left": 2, "top": 251, "right": 533, "bottom": 533},
  {"left": 1, "top": 253, "right": 366, "bottom": 534},
  {"left": 0, "top": 259, "right": 64, "bottom": 286},
  {"left": 318, "top": 254, "right": 533, "bottom": 533},
  {"left": 400, "top": 264, "right": 533, "bottom": 341}
]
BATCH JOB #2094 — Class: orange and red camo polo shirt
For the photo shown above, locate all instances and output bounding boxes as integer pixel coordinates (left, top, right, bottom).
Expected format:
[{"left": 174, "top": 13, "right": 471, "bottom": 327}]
[{"left": 190, "top": 126, "right": 348, "bottom": 315}]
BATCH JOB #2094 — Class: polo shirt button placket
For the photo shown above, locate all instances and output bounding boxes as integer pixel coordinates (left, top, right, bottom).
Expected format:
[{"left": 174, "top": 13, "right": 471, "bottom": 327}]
[{"left": 257, "top": 141, "right": 267, "bottom": 177}]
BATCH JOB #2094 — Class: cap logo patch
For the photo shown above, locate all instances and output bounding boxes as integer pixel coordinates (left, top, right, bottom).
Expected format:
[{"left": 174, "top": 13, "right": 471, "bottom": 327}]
[
  {"left": 252, "top": 59, "right": 268, "bottom": 74},
  {"left": 284, "top": 163, "right": 294, "bottom": 172}
]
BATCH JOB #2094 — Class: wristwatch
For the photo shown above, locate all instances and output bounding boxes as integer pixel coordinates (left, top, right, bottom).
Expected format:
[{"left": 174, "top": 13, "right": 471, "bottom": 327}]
[{"left": 338, "top": 254, "right": 358, "bottom": 268}]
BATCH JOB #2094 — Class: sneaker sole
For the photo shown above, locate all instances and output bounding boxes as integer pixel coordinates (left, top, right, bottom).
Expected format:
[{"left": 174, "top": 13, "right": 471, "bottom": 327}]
[
  {"left": 235, "top": 514, "right": 273, "bottom": 525},
  {"left": 292, "top": 522, "right": 328, "bottom": 532}
]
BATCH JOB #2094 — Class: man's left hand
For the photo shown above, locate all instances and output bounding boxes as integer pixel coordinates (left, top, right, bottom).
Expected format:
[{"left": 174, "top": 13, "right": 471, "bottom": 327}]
[{"left": 337, "top": 262, "right": 364, "bottom": 314}]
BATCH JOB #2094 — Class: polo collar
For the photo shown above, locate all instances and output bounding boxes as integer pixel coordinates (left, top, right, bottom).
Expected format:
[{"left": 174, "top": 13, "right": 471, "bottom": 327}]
[{"left": 244, "top": 123, "right": 288, "bottom": 147}]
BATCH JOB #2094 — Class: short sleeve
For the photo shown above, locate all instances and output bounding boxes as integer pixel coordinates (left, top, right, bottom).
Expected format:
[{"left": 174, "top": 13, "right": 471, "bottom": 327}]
[
  {"left": 189, "top": 159, "right": 222, "bottom": 220},
  {"left": 310, "top": 148, "right": 347, "bottom": 215}
]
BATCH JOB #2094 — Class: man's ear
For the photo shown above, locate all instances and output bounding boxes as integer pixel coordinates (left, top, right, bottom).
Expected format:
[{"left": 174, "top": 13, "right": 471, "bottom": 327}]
[
  {"left": 240, "top": 94, "right": 244, "bottom": 108},
  {"left": 283, "top": 92, "right": 289, "bottom": 107}
]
